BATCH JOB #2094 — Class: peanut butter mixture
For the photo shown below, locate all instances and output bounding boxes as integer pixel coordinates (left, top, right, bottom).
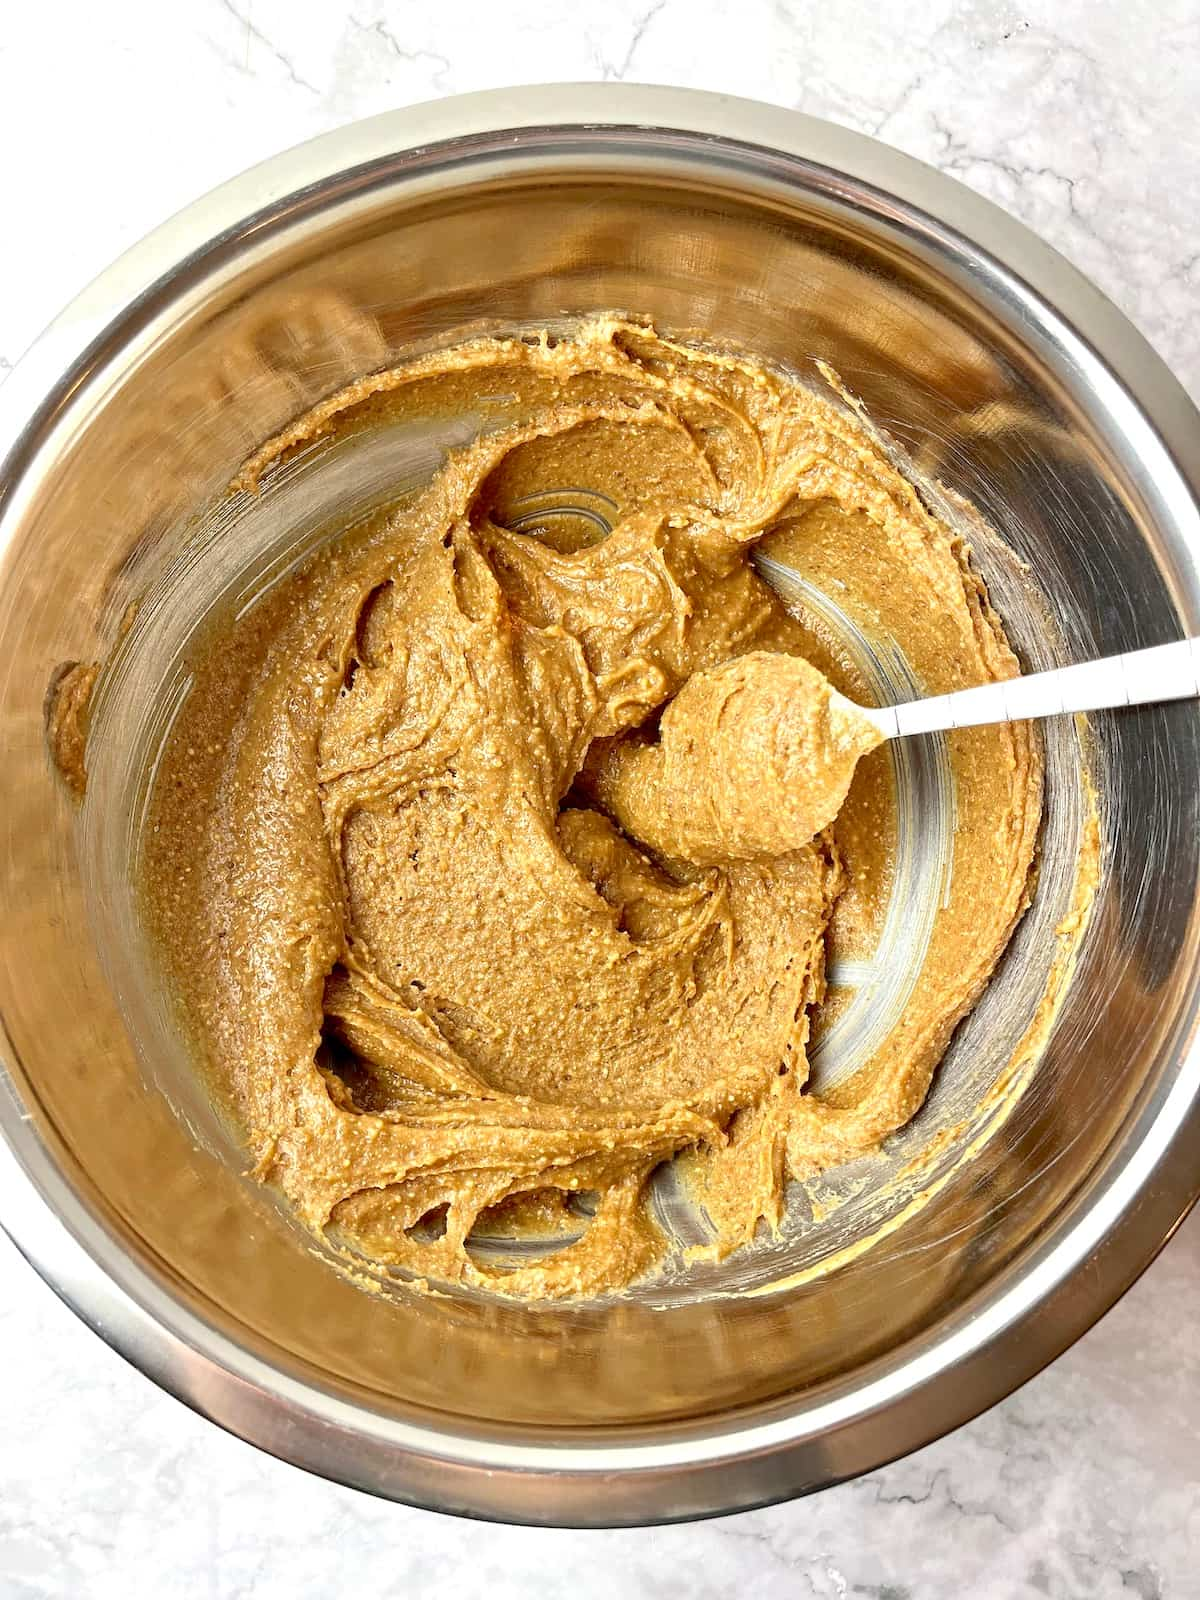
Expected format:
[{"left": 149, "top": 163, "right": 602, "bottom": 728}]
[{"left": 143, "top": 321, "right": 1041, "bottom": 1298}]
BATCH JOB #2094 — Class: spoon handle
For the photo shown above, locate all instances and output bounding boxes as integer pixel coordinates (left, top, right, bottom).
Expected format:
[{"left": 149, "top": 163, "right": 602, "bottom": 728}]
[{"left": 870, "top": 636, "right": 1200, "bottom": 739}]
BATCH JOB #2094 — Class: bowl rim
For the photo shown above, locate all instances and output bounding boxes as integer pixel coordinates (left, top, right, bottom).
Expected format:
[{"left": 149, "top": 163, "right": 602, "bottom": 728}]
[{"left": 1, "top": 82, "right": 1199, "bottom": 1526}]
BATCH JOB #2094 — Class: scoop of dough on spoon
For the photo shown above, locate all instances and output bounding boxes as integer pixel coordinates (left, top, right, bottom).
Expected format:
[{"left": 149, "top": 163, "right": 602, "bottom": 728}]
[
  {"left": 583, "top": 651, "right": 885, "bottom": 866},
  {"left": 586, "top": 637, "right": 1200, "bottom": 867}
]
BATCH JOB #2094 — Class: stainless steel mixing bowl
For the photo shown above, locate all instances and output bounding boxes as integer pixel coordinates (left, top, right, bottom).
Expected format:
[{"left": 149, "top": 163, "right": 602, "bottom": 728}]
[{"left": 1, "top": 86, "right": 1198, "bottom": 1526}]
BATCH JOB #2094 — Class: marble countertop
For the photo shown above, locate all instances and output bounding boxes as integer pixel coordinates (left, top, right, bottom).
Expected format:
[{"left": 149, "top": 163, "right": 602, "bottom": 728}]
[{"left": 2, "top": 1, "right": 1198, "bottom": 1594}]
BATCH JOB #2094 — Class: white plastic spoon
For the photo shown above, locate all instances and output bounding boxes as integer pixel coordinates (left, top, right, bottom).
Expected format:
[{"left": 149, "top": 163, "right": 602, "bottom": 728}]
[
  {"left": 852, "top": 636, "right": 1200, "bottom": 740},
  {"left": 586, "top": 640, "right": 1199, "bottom": 867}
]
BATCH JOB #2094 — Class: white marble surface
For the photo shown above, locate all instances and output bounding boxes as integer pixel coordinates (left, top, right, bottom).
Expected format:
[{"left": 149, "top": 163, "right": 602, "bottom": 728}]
[{"left": 2, "top": 1, "right": 1198, "bottom": 1593}]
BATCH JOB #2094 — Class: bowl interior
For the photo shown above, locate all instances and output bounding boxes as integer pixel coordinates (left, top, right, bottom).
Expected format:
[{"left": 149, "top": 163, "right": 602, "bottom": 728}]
[{"left": 1, "top": 123, "right": 1198, "bottom": 1459}]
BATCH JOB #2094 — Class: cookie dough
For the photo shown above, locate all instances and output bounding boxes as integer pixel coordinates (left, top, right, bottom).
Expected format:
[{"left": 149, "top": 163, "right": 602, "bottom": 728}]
[{"left": 143, "top": 320, "right": 1042, "bottom": 1298}]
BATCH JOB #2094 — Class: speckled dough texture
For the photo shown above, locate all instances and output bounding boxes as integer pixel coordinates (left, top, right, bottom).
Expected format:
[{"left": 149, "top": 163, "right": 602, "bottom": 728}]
[{"left": 143, "top": 320, "right": 1042, "bottom": 1298}]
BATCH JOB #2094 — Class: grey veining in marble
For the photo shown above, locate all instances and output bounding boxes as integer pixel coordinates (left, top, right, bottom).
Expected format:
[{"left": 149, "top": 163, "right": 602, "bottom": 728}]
[{"left": 1, "top": 1, "right": 1197, "bottom": 1594}]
